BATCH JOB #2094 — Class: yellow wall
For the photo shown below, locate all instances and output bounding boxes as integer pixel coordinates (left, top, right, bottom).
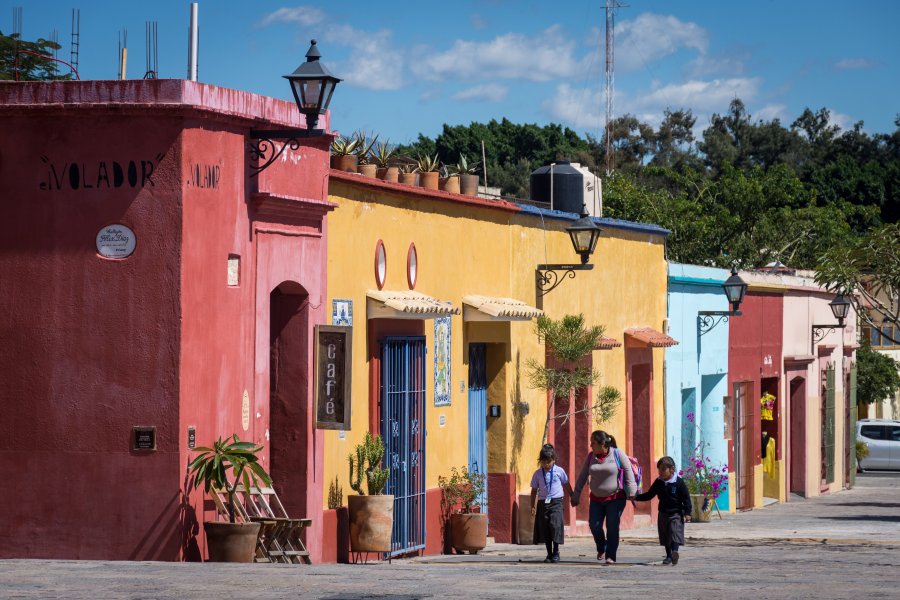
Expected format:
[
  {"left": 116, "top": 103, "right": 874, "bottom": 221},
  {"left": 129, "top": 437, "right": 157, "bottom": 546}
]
[{"left": 323, "top": 179, "right": 668, "bottom": 507}]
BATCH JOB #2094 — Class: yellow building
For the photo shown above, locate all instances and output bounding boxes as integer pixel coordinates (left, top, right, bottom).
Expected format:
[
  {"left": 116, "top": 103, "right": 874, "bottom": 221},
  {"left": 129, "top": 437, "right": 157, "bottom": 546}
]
[{"left": 320, "top": 171, "right": 670, "bottom": 559}]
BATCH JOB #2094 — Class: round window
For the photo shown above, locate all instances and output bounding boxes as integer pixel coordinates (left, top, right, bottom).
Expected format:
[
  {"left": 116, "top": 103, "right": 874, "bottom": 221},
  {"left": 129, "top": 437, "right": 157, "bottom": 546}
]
[
  {"left": 407, "top": 243, "right": 418, "bottom": 289},
  {"left": 375, "top": 240, "right": 387, "bottom": 289}
]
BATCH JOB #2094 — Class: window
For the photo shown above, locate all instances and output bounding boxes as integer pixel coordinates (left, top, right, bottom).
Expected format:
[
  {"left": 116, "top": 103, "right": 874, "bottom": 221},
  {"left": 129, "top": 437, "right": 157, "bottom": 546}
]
[
  {"left": 860, "top": 425, "right": 886, "bottom": 440},
  {"left": 870, "top": 327, "right": 882, "bottom": 347},
  {"left": 881, "top": 326, "right": 895, "bottom": 347},
  {"left": 889, "top": 426, "right": 900, "bottom": 442}
]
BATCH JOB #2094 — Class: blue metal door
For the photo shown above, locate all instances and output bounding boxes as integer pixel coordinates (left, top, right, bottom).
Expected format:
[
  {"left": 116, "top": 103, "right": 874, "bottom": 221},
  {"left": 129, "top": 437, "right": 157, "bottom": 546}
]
[
  {"left": 468, "top": 343, "right": 488, "bottom": 513},
  {"left": 381, "top": 336, "right": 426, "bottom": 557}
]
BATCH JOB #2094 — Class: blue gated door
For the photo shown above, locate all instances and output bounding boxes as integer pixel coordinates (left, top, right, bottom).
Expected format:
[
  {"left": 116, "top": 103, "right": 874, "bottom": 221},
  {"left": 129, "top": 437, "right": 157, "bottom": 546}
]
[
  {"left": 468, "top": 343, "right": 488, "bottom": 513},
  {"left": 381, "top": 336, "right": 427, "bottom": 557}
]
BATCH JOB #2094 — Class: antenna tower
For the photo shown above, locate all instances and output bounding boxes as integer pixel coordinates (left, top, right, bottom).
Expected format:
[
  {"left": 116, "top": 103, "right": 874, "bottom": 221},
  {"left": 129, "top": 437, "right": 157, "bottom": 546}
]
[
  {"left": 145, "top": 20, "right": 158, "bottom": 78},
  {"left": 604, "top": 0, "right": 625, "bottom": 175},
  {"left": 70, "top": 9, "right": 80, "bottom": 74},
  {"left": 117, "top": 29, "right": 127, "bottom": 80},
  {"left": 50, "top": 29, "right": 59, "bottom": 60},
  {"left": 12, "top": 6, "right": 22, "bottom": 36}
]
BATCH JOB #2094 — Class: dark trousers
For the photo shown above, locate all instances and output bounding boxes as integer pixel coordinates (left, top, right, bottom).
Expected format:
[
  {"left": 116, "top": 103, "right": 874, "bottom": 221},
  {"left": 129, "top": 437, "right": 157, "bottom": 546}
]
[{"left": 588, "top": 496, "right": 627, "bottom": 560}]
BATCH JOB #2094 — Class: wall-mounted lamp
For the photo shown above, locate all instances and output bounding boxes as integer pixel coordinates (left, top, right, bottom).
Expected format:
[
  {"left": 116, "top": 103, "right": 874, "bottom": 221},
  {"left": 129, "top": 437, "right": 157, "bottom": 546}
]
[
  {"left": 248, "top": 39, "right": 342, "bottom": 176},
  {"left": 698, "top": 267, "right": 748, "bottom": 335},
  {"left": 811, "top": 292, "right": 851, "bottom": 350},
  {"left": 536, "top": 205, "right": 602, "bottom": 297}
]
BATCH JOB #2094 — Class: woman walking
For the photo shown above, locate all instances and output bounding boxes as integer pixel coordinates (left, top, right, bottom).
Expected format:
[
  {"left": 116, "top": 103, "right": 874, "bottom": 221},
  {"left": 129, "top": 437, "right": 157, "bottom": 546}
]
[{"left": 571, "top": 430, "right": 636, "bottom": 564}]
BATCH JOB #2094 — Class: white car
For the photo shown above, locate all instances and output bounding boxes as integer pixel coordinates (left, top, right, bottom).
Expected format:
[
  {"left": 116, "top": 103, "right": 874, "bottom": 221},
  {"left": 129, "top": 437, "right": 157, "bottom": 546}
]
[{"left": 857, "top": 419, "right": 900, "bottom": 471}]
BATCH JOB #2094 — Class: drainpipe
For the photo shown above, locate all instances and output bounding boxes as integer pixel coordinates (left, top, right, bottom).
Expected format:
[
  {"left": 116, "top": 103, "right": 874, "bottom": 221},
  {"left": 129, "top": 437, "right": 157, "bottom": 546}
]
[{"left": 187, "top": 3, "right": 199, "bottom": 81}]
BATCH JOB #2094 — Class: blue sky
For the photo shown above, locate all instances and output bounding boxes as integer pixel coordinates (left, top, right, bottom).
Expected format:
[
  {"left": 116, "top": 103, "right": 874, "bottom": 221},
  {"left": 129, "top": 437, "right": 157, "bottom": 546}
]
[{"left": 9, "top": 1, "right": 900, "bottom": 143}]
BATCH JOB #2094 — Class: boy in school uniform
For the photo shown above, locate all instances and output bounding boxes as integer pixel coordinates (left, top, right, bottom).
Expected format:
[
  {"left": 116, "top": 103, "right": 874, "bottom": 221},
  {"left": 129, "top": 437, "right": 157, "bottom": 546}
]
[{"left": 634, "top": 456, "right": 692, "bottom": 565}]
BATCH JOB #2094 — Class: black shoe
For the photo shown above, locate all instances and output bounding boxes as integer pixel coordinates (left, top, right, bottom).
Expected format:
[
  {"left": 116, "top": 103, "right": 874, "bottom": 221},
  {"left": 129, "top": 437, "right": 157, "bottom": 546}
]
[
  {"left": 671, "top": 551, "right": 679, "bottom": 565},
  {"left": 662, "top": 557, "right": 672, "bottom": 565},
  {"left": 544, "top": 555, "right": 553, "bottom": 563},
  {"left": 551, "top": 553, "right": 561, "bottom": 563}
]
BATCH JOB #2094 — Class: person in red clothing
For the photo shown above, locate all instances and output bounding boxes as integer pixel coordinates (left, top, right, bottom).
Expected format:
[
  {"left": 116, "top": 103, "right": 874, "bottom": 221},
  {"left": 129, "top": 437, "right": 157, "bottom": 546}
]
[
  {"left": 634, "top": 456, "right": 692, "bottom": 565},
  {"left": 571, "top": 430, "right": 637, "bottom": 564}
]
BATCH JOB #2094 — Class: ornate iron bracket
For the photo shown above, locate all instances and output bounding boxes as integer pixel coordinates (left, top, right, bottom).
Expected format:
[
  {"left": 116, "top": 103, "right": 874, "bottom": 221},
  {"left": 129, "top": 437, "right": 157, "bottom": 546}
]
[
  {"left": 811, "top": 324, "right": 844, "bottom": 351},
  {"left": 698, "top": 310, "right": 741, "bottom": 336},
  {"left": 248, "top": 128, "right": 323, "bottom": 177},
  {"left": 536, "top": 264, "right": 593, "bottom": 297}
]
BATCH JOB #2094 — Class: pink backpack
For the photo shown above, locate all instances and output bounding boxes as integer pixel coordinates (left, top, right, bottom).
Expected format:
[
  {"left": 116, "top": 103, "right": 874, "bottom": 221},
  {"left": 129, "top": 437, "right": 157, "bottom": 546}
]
[{"left": 612, "top": 448, "right": 643, "bottom": 494}]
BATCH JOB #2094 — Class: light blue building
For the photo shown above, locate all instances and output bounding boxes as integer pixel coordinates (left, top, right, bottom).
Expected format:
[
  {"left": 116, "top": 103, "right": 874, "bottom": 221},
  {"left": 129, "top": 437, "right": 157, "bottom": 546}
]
[{"left": 667, "top": 264, "right": 731, "bottom": 511}]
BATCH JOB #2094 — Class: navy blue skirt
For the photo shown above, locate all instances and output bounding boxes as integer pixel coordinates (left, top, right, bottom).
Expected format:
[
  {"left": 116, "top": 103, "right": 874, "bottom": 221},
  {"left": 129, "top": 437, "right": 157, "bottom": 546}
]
[{"left": 533, "top": 497, "right": 565, "bottom": 545}]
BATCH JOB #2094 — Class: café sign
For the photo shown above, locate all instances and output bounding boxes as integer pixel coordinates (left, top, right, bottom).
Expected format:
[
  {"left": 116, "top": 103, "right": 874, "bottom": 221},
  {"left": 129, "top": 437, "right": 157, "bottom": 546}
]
[{"left": 315, "top": 325, "right": 352, "bottom": 430}]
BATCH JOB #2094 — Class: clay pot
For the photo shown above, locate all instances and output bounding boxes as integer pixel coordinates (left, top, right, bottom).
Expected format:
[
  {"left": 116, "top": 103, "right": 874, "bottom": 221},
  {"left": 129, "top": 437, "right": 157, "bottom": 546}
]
[
  {"left": 399, "top": 172, "right": 418, "bottom": 186},
  {"left": 517, "top": 493, "right": 534, "bottom": 545},
  {"left": 440, "top": 176, "right": 460, "bottom": 194},
  {"left": 331, "top": 154, "right": 358, "bottom": 173},
  {"left": 460, "top": 174, "right": 479, "bottom": 196},
  {"left": 203, "top": 521, "right": 261, "bottom": 563},
  {"left": 358, "top": 163, "right": 377, "bottom": 178},
  {"left": 348, "top": 494, "right": 394, "bottom": 552},
  {"left": 690, "top": 494, "right": 713, "bottom": 523},
  {"left": 377, "top": 167, "right": 400, "bottom": 183},
  {"left": 419, "top": 171, "right": 439, "bottom": 190},
  {"left": 450, "top": 513, "right": 488, "bottom": 554}
]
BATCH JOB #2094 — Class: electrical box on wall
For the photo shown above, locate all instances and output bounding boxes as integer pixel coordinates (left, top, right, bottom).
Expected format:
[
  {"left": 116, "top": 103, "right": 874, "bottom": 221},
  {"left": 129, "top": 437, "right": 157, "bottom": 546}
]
[{"left": 489, "top": 405, "right": 501, "bottom": 418}]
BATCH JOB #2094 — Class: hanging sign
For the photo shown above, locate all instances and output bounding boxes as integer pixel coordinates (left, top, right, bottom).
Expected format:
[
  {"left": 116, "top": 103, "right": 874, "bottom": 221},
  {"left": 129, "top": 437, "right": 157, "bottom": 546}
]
[
  {"left": 96, "top": 224, "right": 136, "bottom": 259},
  {"left": 315, "top": 325, "right": 352, "bottom": 430}
]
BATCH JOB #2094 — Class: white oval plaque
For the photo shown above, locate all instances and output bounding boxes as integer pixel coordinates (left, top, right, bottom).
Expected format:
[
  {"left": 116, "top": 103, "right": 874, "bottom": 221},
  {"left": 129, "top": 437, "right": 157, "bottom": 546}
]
[
  {"left": 96, "top": 224, "right": 136, "bottom": 259},
  {"left": 242, "top": 390, "right": 250, "bottom": 431}
]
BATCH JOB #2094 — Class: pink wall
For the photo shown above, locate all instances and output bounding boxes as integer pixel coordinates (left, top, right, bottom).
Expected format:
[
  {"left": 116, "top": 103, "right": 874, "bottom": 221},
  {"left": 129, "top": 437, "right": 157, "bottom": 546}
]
[{"left": 0, "top": 80, "right": 333, "bottom": 561}]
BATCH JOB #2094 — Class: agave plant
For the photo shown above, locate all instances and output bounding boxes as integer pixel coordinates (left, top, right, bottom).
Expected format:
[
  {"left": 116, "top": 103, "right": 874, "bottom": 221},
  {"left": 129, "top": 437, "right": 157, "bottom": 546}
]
[
  {"left": 354, "top": 131, "right": 379, "bottom": 165},
  {"left": 398, "top": 161, "right": 419, "bottom": 174},
  {"left": 188, "top": 434, "right": 272, "bottom": 523},
  {"left": 415, "top": 153, "right": 441, "bottom": 173},
  {"left": 330, "top": 135, "right": 360, "bottom": 157},
  {"left": 447, "top": 154, "right": 480, "bottom": 176},
  {"left": 371, "top": 141, "right": 396, "bottom": 168}
]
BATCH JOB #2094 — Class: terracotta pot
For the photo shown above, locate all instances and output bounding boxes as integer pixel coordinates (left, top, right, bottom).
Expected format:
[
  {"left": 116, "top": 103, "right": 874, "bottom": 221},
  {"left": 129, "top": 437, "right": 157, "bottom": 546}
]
[
  {"left": 517, "top": 493, "right": 534, "bottom": 545},
  {"left": 690, "top": 494, "right": 713, "bottom": 523},
  {"left": 450, "top": 513, "right": 488, "bottom": 554},
  {"left": 399, "top": 172, "right": 418, "bottom": 186},
  {"left": 440, "top": 176, "right": 460, "bottom": 194},
  {"left": 358, "top": 163, "right": 377, "bottom": 178},
  {"left": 377, "top": 167, "right": 400, "bottom": 183},
  {"left": 419, "top": 171, "right": 439, "bottom": 190},
  {"left": 203, "top": 521, "right": 260, "bottom": 563},
  {"left": 348, "top": 494, "right": 394, "bottom": 552},
  {"left": 460, "top": 174, "right": 479, "bottom": 196},
  {"left": 331, "top": 154, "right": 358, "bottom": 173}
]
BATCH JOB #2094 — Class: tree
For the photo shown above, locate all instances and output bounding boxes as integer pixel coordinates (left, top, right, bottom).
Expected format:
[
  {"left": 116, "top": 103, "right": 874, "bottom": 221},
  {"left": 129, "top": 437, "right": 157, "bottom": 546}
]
[
  {"left": 856, "top": 344, "right": 900, "bottom": 406},
  {"left": 0, "top": 31, "right": 72, "bottom": 81},
  {"left": 526, "top": 314, "right": 621, "bottom": 443},
  {"left": 815, "top": 223, "right": 900, "bottom": 343}
]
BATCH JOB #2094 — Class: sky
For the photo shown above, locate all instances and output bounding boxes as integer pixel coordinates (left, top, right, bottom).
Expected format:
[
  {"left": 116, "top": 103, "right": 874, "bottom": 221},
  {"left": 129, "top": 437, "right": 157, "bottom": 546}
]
[{"left": 8, "top": 1, "right": 900, "bottom": 144}]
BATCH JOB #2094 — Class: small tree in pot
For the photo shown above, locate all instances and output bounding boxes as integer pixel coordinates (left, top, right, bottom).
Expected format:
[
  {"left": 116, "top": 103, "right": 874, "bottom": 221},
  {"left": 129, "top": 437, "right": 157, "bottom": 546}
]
[
  {"left": 347, "top": 432, "right": 393, "bottom": 553},
  {"left": 187, "top": 434, "right": 272, "bottom": 562},
  {"left": 439, "top": 466, "right": 488, "bottom": 554}
]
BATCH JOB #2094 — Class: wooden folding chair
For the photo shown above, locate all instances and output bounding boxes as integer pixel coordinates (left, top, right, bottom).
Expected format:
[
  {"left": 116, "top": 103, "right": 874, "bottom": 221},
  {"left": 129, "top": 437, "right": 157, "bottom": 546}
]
[
  {"left": 237, "top": 485, "right": 312, "bottom": 565},
  {"left": 209, "top": 485, "right": 272, "bottom": 563}
]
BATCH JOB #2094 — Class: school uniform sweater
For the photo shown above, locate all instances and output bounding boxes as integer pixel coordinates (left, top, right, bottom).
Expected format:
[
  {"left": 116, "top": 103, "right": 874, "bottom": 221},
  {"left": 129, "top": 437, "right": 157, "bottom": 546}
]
[{"left": 635, "top": 476, "right": 692, "bottom": 515}]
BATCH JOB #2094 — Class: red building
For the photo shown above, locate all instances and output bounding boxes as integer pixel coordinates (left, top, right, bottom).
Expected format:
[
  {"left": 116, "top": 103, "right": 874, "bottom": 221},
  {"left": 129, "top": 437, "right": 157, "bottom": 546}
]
[{"left": 0, "top": 80, "right": 334, "bottom": 560}]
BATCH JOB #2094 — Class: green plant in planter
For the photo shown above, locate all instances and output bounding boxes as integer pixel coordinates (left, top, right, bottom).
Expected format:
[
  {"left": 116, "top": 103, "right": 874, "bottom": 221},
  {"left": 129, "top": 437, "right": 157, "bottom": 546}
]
[
  {"left": 330, "top": 135, "right": 360, "bottom": 157},
  {"left": 354, "top": 131, "right": 379, "bottom": 165},
  {"left": 447, "top": 154, "right": 480, "bottom": 176},
  {"left": 415, "top": 152, "right": 441, "bottom": 173},
  {"left": 348, "top": 432, "right": 390, "bottom": 495},
  {"left": 188, "top": 434, "right": 272, "bottom": 523},
  {"left": 439, "top": 466, "right": 486, "bottom": 514},
  {"left": 856, "top": 440, "right": 870, "bottom": 460},
  {"left": 371, "top": 141, "right": 396, "bottom": 168},
  {"left": 398, "top": 162, "right": 418, "bottom": 174}
]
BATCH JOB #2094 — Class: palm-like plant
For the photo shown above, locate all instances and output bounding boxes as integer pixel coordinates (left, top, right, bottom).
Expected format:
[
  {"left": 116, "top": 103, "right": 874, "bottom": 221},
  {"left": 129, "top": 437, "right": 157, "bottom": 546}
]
[
  {"left": 371, "top": 141, "right": 396, "bottom": 168},
  {"left": 330, "top": 135, "right": 360, "bottom": 157},
  {"left": 447, "top": 154, "right": 480, "bottom": 176},
  {"left": 354, "top": 131, "right": 379, "bottom": 165},
  {"left": 188, "top": 434, "right": 272, "bottom": 523},
  {"left": 415, "top": 153, "right": 441, "bottom": 173}
]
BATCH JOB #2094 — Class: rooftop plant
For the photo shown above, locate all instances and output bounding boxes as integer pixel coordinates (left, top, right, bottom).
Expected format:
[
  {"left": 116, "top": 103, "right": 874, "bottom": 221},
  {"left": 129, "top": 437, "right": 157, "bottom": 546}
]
[{"left": 330, "top": 135, "right": 360, "bottom": 157}]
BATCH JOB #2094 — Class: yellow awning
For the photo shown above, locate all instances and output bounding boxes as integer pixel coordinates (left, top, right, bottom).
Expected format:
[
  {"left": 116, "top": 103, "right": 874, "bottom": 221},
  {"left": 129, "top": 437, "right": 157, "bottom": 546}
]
[
  {"left": 366, "top": 290, "right": 460, "bottom": 320},
  {"left": 462, "top": 295, "right": 543, "bottom": 322}
]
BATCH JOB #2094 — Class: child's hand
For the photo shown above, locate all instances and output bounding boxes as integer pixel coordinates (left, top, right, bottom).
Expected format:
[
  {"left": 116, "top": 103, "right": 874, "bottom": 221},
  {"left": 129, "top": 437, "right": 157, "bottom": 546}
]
[
  {"left": 531, "top": 505, "right": 537, "bottom": 516},
  {"left": 684, "top": 515, "right": 691, "bottom": 523}
]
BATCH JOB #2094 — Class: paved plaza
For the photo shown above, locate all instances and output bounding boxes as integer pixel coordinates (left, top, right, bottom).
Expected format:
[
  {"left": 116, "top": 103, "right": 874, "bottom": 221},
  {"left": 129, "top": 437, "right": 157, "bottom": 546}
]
[{"left": 1, "top": 473, "right": 898, "bottom": 599}]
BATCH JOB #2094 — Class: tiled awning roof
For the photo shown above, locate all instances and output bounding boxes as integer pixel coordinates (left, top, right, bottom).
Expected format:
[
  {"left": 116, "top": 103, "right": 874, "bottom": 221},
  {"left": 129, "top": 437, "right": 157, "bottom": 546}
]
[
  {"left": 462, "top": 295, "right": 543, "bottom": 322},
  {"left": 366, "top": 290, "right": 460, "bottom": 320},
  {"left": 595, "top": 336, "right": 622, "bottom": 350},
  {"left": 625, "top": 327, "right": 679, "bottom": 348}
]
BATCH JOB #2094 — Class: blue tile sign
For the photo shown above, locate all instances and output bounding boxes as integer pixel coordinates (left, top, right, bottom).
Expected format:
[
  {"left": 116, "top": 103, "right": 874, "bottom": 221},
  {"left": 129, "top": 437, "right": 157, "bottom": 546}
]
[
  {"left": 332, "top": 299, "right": 353, "bottom": 326},
  {"left": 434, "top": 316, "right": 452, "bottom": 406}
]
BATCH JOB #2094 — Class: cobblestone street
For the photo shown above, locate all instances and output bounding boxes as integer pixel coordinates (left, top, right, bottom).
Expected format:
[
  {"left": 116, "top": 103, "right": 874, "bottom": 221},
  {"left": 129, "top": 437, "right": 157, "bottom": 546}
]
[{"left": 2, "top": 473, "right": 898, "bottom": 600}]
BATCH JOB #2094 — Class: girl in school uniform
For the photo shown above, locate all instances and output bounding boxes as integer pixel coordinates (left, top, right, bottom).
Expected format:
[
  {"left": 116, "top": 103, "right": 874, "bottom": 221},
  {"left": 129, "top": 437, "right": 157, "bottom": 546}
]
[{"left": 530, "top": 443, "right": 574, "bottom": 563}]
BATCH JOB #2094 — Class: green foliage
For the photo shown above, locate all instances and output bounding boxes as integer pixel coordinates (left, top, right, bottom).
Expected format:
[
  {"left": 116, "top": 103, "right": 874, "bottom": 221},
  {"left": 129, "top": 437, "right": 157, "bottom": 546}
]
[
  {"left": 371, "top": 141, "right": 396, "bottom": 168},
  {"left": 327, "top": 476, "right": 343, "bottom": 510},
  {"left": 415, "top": 153, "right": 441, "bottom": 173},
  {"left": 354, "top": 131, "right": 378, "bottom": 165},
  {"left": 0, "top": 31, "right": 73, "bottom": 81},
  {"left": 438, "top": 466, "right": 486, "bottom": 514},
  {"left": 330, "top": 135, "right": 360, "bottom": 156},
  {"left": 348, "top": 432, "right": 390, "bottom": 495},
  {"left": 187, "top": 434, "right": 272, "bottom": 523},
  {"left": 856, "top": 344, "right": 900, "bottom": 406},
  {"left": 856, "top": 439, "right": 870, "bottom": 460},
  {"left": 446, "top": 154, "right": 479, "bottom": 176},
  {"left": 593, "top": 385, "right": 623, "bottom": 425}
]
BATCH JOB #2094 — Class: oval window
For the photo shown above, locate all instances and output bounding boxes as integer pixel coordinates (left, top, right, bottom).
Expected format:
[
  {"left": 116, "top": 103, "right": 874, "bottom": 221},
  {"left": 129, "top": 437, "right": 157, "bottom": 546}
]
[
  {"left": 407, "top": 243, "right": 418, "bottom": 289},
  {"left": 375, "top": 240, "right": 387, "bottom": 289}
]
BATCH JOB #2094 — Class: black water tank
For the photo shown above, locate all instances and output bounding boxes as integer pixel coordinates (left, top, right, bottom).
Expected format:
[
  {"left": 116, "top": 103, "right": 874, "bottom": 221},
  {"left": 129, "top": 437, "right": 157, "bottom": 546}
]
[{"left": 529, "top": 161, "right": 584, "bottom": 213}]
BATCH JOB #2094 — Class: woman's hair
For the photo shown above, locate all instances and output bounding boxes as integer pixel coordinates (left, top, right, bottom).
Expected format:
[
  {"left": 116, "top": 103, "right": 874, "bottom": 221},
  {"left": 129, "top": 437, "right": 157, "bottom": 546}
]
[
  {"left": 657, "top": 456, "right": 676, "bottom": 470},
  {"left": 538, "top": 443, "right": 557, "bottom": 462},
  {"left": 590, "top": 430, "right": 617, "bottom": 450}
]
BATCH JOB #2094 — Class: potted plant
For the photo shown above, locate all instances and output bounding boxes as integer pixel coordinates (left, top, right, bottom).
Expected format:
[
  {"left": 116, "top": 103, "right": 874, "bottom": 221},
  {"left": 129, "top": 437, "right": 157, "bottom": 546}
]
[
  {"left": 187, "top": 434, "right": 272, "bottom": 562},
  {"left": 330, "top": 135, "right": 360, "bottom": 172},
  {"left": 449, "top": 155, "right": 480, "bottom": 196},
  {"left": 439, "top": 466, "right": 488, "bottom": 554},
  {"left": 415, "top": 153, "right": 441, "bottom": 190},
  {"left": 681, "top": 439, "right": 728, "bottom": 523},
  {"left": 354, "top": 132, "right": 379, "bottom": 178},
  {"left": 372, "top": 141, "right": 399, "bottom": 182},
  {"left": 398, "top": 162, "right": 418, "bottom": 186},
  {"left": 439, "top": 165, "right": 460, "bottom": 194},
  {"left": 347, "top": 432, "right": 393, "bottom": 553}
]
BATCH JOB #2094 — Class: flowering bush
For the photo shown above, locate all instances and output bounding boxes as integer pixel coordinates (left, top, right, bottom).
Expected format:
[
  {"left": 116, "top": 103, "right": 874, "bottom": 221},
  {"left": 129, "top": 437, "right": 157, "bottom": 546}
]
[{"left": 680, "top": 444, "right": 728, "bottom": 499}]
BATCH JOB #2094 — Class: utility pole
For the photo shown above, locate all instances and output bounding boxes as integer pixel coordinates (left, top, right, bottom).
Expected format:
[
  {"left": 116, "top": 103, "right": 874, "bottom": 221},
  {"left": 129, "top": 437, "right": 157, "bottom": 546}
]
[{"left": 604, "top": 0, "right": 625, "bottom": 176}]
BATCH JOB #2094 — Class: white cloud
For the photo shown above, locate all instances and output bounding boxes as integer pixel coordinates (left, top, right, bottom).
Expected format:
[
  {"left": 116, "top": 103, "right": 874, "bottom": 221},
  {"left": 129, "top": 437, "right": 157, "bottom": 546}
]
[
  {"left": 632, "top": 78, "right": 761, "bottom": 113},
  {"left": 826, "top": 108, "right": 854, "bottom": 130},
  {"left": 411, "top": 25, "right": 587, "bottom": 82},
  {"left": 616, "top": 13, "right": 707, "bottom": 72},
  {"left": 541, "top": 84, "right": 605, "bottom": 129},
  {"left": 755, "top": 104, "right": 788, "bottom": 122},
  {"left": 256, "top": 6, "right": 326, "bottom": 28},
  {"left": 323, "top": 25, "right": 405, "bottom": 91},
  {"left": 833, "top": 58, "right": 876, "bottom": 70},
  {"left": 452, "top": 83, "right": 508, "bottom": 102},
  {"left": 686, "top": 53, "right": 747, "bottom": 78}
]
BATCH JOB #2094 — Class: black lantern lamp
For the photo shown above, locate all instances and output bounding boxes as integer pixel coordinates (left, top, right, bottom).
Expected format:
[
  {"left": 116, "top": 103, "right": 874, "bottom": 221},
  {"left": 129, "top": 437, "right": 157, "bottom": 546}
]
[
  {"left": 537, "top": 205, "right": 602, "bottom": 297},
  {"left": 698, "top": 266, "right": 748, "bottom": 335},
  {"left": 812, "top": 292, "right": 852, "bottom": 349},
  {"left": 248, "top": 39, "right": 342, "bottom": 177}
]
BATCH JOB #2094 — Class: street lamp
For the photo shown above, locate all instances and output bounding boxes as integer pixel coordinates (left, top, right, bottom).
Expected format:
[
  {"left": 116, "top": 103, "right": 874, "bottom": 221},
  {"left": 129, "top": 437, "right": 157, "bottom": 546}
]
[
  {"left": 811, "top": 292, "right": 852, "bottom": 349},
  {"left": 536, "top": 205, "right": 603, "bottom": 296},
  {"left": 248, "top": 39, "right": 342, "bottom": 176},
  {"left": 698, "top": 267, "right": 748, "bottom": 335}
]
